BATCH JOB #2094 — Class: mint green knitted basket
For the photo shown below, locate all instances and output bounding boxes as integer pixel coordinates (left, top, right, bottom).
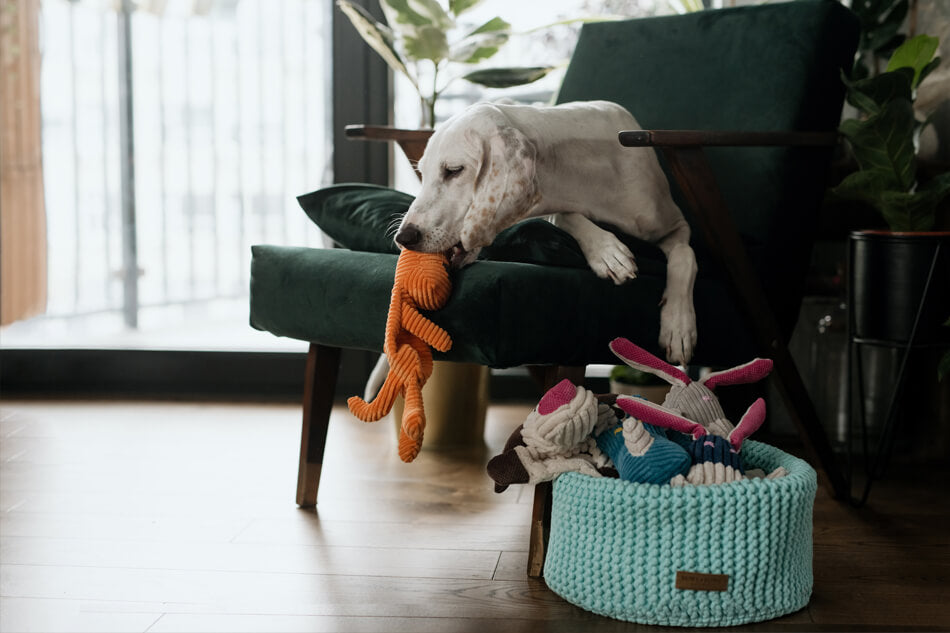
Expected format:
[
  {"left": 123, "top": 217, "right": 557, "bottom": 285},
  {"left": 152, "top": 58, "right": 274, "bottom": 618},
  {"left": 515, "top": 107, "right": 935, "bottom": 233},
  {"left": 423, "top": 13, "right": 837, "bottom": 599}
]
[{"left": 544, "top": 441, "right": 816, "bottom": 627}]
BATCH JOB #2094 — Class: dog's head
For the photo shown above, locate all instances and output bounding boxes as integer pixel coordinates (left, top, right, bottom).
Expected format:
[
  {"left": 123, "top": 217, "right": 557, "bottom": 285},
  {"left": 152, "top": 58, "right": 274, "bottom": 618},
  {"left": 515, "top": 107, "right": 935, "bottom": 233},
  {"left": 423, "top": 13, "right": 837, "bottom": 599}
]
[{"left": 395, "top": 104, "right": 539, "bottom": 268}]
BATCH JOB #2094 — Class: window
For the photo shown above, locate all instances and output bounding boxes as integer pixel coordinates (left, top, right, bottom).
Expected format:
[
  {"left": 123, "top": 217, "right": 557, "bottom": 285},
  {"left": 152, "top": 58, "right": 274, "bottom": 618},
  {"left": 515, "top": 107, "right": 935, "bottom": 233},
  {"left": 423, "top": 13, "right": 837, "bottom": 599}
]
[{"left": 2, "top": 0, "right": 332, "bottom": 351}]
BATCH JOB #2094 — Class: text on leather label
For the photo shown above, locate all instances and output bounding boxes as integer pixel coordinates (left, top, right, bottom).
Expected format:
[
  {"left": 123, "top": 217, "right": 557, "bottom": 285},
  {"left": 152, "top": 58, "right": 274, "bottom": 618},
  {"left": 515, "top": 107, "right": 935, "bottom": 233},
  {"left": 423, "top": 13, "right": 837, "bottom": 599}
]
[{"left": 675, "top": 571, "right": 729, "bottom": 591}]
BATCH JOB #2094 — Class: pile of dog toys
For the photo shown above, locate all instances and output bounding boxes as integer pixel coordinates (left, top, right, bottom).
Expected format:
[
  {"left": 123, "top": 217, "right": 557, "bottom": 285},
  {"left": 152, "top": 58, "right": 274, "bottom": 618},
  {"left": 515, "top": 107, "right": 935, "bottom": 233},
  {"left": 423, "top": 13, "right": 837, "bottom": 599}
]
[{"left": 487, "top": 337, "right": 787, "bottom": 491}]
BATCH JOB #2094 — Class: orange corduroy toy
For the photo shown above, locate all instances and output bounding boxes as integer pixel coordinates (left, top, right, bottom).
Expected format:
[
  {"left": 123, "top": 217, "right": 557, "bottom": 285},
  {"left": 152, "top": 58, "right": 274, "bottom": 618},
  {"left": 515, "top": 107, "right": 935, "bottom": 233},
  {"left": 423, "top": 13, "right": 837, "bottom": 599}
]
[{"left": 347, "top": 249, "right": 453, "bottom": 462}]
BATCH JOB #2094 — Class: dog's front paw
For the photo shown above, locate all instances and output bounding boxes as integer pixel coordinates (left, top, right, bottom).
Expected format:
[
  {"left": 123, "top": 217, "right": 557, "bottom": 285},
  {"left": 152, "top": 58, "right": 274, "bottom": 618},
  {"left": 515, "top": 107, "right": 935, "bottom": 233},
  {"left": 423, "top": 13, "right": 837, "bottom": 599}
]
[
  {"left": 659, "top": 300, "right": 697, "bottom": 365},
  {"left": 585, "top": 234, "right": 638, "bottom": 285},
  {"left": 552, "top": 213, "right": 638, "bottom": 285}
]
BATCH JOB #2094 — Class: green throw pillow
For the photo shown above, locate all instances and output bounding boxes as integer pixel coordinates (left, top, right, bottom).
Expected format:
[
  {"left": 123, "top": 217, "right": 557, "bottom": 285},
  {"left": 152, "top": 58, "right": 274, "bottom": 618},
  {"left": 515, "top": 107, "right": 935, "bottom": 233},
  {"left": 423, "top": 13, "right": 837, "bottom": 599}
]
[{"left": 297, "top": 183, "right": 668, "bottom": 275}]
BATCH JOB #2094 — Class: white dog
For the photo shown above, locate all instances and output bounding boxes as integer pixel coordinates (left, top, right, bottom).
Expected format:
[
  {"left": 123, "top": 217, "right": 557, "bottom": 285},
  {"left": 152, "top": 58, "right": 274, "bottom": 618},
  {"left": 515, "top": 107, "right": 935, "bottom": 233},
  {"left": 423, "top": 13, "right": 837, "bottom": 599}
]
[
  {"left": 398, "top": 100, "right": 697, "bottom": 362},
  {"left": 366, "top": 101, "right": 698, "bottom": 399}
]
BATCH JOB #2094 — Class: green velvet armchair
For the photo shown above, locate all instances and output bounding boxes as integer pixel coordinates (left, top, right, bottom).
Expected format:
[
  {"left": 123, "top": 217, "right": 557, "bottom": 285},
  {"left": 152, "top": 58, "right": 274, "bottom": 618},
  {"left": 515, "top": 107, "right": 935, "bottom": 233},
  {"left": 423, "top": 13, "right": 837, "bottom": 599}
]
[{"left": 250, "top": 0, "right": 860, "bottom": 577}]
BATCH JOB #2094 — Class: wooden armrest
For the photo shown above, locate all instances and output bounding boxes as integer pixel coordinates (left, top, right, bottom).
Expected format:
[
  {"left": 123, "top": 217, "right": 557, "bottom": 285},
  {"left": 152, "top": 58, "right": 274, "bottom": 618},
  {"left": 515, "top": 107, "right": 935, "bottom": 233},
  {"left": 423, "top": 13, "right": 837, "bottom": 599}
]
[
  {"left": 619, "top": 130, "right": 838, "bottom": 148},
  {"left": 344, "top": 125, "right": 434, "bottom": 143},
  {"left": 344, "top": 125, "right": 434, "bottom": 170}
]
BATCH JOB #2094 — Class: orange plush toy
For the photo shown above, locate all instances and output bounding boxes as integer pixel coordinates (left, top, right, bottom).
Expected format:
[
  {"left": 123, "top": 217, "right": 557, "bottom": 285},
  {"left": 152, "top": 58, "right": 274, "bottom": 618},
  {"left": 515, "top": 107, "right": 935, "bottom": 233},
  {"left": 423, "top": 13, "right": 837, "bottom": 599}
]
[{"left": 347, "top": 250, "right": 453, "bottom": 462}]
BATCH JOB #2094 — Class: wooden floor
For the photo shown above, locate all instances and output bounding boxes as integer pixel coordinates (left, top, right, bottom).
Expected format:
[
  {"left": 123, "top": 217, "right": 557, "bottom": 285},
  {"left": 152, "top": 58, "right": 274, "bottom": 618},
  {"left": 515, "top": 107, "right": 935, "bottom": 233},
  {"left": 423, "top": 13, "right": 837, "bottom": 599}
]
[{"left": 1, "top": 398, "right": 948, "bottom": 632}]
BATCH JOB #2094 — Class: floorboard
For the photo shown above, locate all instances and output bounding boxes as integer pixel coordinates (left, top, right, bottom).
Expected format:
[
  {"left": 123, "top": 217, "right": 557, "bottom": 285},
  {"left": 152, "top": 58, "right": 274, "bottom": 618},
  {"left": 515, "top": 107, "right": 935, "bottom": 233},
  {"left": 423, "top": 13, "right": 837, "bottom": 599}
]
[{"left": 1, "top": 399, "right": 947, "bottom": 632}]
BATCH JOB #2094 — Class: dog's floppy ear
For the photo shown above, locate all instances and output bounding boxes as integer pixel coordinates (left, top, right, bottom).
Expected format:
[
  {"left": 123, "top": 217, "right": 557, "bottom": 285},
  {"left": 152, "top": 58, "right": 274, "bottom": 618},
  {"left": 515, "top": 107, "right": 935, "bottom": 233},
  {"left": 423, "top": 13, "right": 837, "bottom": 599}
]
[{"left": 460, "top": 120, "right": 538, "bottom": 251}]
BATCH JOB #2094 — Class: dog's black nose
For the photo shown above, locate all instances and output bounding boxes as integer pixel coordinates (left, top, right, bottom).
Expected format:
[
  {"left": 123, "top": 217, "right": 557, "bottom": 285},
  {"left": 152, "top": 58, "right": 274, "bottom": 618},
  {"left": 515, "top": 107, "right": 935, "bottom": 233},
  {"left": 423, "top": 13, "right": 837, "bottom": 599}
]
[{"left": 395, "top": 224, "right": 422, "bottom": 249}]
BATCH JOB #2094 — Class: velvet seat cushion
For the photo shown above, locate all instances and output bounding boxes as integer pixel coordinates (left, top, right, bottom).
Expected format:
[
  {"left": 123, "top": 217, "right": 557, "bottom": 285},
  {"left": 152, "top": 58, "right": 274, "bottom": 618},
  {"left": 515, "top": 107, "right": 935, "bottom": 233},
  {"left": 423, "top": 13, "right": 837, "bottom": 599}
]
[{"left": 250, "top": 245, "right": 755, "bottom": 368}]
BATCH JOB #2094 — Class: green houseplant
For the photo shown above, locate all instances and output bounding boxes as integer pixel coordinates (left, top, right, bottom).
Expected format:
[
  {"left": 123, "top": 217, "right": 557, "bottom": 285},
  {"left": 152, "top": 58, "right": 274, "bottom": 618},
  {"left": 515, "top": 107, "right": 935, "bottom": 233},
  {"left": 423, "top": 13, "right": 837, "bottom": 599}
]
[
  {"left": 833, "top": 34, "right": 950, "bottom": 383},
  {"left": 336, "top": 0, "right": 557, "bottom": 127},
  {"left": 833, "top": 34, "right": 950, "bottom": 349},
  {"left": 833, "top": 34, "right": 950, "bottom": 231}
]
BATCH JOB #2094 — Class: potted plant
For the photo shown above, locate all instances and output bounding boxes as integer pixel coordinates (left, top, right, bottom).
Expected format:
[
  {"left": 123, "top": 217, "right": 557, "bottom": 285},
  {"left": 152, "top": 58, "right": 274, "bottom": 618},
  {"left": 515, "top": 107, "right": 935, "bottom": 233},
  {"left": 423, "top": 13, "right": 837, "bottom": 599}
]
[
  {"left": 832, "top": 34, "right": 950, "bottom": 346},
  {"left": 336, "top": 0, "right": 557, "bottom": 128}
]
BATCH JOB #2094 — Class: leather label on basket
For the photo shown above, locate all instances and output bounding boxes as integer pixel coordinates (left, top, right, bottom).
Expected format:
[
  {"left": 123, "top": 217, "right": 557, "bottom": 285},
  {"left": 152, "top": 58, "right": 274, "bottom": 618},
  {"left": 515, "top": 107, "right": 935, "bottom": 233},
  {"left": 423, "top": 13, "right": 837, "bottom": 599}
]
[{"left": 675, "top": 571, "right": 729, "bottom": 592}]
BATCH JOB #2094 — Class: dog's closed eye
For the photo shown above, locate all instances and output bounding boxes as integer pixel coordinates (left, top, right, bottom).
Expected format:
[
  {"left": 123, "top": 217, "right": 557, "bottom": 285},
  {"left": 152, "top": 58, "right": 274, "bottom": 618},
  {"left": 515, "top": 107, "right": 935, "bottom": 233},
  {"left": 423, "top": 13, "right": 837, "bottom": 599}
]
[{"left": 442, "top": 165, "right": 464, "bottom": 180}]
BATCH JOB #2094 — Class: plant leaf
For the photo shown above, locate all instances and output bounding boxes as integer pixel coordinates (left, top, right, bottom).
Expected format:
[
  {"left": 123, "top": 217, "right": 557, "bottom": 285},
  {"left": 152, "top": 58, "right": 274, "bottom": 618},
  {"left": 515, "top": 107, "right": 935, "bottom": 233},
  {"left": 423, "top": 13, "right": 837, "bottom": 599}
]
[
  {"left": 865, "top": 172, "right": 950, "bottom": 231},
  {"left": 403, "top": 24, "right": 449, "bottom": 62},
  {"left": 842, "top": 69, "right": 883, "bottom": 115},
  {"left": 920, "top": 170, "right": 950, "bottom": 205},
  {"left": 462, "top": 66, "right": 554, "bottom": 88},
  {"left": 406, "top": 0, "right": 453, "bottom": 29},
  {"left": 449, "top": 0, "right": 483, "bottom": 16},
  {"left": 831, "top": 169, "right": 893, "bottom": 205},
  {"left": 877, "top": 188, "right": 941, "bottom": 231},
  {"left": 450, "top": 18, "right": 510, "bottom": 64},
  {"left": 469, "top": 16, "right": 509, "bottom": 35},
  {"left": 380, "top": 0, "right": 431, "bottom": 29},
  {"left": 337, "top": 0, "right": 414, "bottom": 84},
  {"left": 850, "top": 0, "right": 897, "bottom": 21},
  {"left": 449, "top": 33, "right": 509, "bottom": 64},
  {"left": 843, "top": 67, "right": 913, "bottom": 114},
  {"left": 886, "top": 33, "right": 939, "bottom": 89},
  {"left": 839, "top": 98, "right": 917, "bottom": 190},
  {"left": 854, "top": 0, "right": 908, "bottom": 54}
]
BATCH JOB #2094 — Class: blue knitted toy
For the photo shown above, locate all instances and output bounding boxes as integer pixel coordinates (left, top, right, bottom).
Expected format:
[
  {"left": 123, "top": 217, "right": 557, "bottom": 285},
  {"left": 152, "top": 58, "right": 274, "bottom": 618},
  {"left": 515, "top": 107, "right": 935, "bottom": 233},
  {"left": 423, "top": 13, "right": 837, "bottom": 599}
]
[
  {"left": 594, "top": 403, "right": 691, "bottom": 485},
  {"left": 615, "top": 395, "right": 771, "bottom": 485}
]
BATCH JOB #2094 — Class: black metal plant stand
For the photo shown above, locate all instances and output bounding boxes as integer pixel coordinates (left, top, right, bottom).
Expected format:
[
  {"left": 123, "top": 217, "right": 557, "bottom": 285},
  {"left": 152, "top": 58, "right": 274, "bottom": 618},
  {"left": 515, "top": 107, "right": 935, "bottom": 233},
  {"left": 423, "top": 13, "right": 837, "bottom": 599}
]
[{"left": 846, "top": 235, "right": 948, "bottom": 507}]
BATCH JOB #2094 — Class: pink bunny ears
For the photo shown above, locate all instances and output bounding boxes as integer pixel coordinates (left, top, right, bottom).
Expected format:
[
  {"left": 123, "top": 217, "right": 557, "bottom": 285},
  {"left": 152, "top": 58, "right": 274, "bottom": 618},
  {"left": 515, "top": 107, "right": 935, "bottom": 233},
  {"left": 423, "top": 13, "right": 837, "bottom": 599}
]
[
  {"left": 616, "top": 395, "right": 767, "bottom": 451},
  {"left": 538, "top": 379, "right": 577, "bottom": 415},
  {"left": 609, "top": 337, "right": 690, "bottom": 386},
  {"left": 609, "top": 337, "right": 774, "bottom": 390},
  {"left": 703, "top": 358, "right": 775, "bottom": 390}
]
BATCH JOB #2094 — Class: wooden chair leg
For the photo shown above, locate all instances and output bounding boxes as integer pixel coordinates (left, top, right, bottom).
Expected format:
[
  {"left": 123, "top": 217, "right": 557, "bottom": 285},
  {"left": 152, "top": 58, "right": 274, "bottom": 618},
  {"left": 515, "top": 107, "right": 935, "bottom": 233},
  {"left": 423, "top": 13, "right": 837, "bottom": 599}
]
[
  {"left": 526, "top": 364, "right": 585, "bottom": 578},
  {"left": 296, "top": 343, "right": 341, "bottom": 507},
  {"left": 527, "top": 481, "right": 553, "bottom": 578}
]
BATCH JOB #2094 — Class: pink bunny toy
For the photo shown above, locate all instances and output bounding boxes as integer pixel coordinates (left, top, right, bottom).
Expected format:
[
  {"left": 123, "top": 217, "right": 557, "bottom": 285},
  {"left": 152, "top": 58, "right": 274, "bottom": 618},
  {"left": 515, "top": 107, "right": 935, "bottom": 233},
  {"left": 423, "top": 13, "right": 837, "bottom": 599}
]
[
  {"left": 615, "top": 395, "right": 775, "bottom": 485},
  {"left": 609, "top": 337, "right": 773, "bottom": 438}
]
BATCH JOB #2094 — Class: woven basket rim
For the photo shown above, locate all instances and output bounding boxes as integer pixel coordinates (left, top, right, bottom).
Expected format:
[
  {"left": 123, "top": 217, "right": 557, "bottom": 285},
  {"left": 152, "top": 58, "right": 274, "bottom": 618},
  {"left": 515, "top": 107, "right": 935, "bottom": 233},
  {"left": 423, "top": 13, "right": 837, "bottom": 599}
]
[{"left": 554, "top": 440, "right": 815, "bottom": 501}]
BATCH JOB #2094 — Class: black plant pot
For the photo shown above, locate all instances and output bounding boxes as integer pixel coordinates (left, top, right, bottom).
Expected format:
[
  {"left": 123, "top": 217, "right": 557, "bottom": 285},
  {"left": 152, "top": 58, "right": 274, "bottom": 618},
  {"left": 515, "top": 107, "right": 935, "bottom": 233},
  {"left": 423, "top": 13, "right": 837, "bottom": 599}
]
[{"left": 849, "top": 230, "right": 950, "bottom": 345}]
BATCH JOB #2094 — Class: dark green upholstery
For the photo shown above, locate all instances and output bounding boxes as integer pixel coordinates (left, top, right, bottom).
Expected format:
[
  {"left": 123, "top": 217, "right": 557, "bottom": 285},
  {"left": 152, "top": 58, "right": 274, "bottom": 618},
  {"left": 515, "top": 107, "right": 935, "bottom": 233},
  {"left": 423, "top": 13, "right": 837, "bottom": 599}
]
[
  {"left": 299, "top": 183, "right": 655, "bottom": 271},
  {"left": 299, "top": 184, "right": 407, "bottom": 255},
  {"left": 250, "top": 0, "right": 859, "bottom": 368},
  {"left": 251, "top": 245, "right": 753, "bottom": 367},
  {"left": 555, "top": 0, "right": 859, "bottom": 335}
]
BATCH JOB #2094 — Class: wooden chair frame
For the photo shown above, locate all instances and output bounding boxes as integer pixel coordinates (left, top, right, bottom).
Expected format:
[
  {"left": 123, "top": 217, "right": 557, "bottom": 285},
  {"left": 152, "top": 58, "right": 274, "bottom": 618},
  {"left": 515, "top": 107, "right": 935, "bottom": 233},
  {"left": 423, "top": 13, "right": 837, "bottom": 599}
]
[{"left": 295, "top": 125, "right": 847, "bottom": 578}]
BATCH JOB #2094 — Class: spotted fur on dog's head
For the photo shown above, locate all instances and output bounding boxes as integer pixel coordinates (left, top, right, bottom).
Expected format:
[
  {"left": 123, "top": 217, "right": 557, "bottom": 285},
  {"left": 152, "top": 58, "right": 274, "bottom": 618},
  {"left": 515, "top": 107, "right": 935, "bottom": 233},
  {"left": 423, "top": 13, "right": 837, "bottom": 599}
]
[{"left": 395, "top": 104, "right": 539, "bottom": 267}]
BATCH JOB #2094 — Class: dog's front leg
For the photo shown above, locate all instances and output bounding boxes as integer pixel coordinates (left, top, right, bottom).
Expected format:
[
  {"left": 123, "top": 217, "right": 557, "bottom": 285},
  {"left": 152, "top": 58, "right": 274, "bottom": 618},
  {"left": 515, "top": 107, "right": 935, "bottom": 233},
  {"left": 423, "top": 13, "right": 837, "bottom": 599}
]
[
  {"left": 657, "top": 225, "right": 698, "bottom": 365},
  {"left": 551, "top": 213, "right": 638, "bottom": 285}
]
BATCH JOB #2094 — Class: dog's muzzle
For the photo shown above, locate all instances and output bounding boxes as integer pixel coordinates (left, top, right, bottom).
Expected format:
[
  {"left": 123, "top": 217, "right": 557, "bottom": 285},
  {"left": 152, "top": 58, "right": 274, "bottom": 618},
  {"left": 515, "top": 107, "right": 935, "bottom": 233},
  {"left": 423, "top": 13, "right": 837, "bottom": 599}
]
[
  {"left": 395, "top": 224, "right": 468, "bottom": 268},
  {"left": 394, "top": 225, "right": 422, "bottom": 249}
]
